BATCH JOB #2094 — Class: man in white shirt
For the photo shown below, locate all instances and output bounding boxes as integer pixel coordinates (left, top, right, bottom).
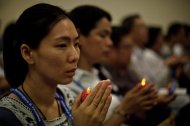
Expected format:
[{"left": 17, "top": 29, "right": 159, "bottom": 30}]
[{"left": 60, "top": 6, "right": 158, "bottom": 126}]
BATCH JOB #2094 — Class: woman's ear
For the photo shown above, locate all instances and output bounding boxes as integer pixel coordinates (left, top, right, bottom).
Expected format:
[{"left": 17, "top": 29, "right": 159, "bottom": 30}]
[
  {"left": 79, "top": 33, "right": 89, "bottom": 49},
  {"left": 20, "top": 44, "right": 34, "bottom": 64},
  {"left": 76, "top": 28, "right": 86, "bottom": 48},
  {"left": 76, "top": 28, "right": 80, "bottom": 35}
]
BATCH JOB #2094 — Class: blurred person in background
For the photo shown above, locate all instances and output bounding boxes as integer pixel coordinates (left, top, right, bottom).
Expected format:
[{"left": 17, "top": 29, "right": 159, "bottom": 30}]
[
  {"left": 163, "top": 23, "right": 190, "bottom": 96},
  {"left": 121, "top": 14, "right": 170, "bottom": 88},
  {"left": 99, "top": 26, "right": 139, "bottom": 96},
  {"left": 63, "top": 5, "right": 158, "bottom": 126},
  {"left": 162, "top": 23, "right": 189, "bottom": 80},
  {"left": 183, "top": 24, "right": 190, "bottom": 54},
  {"left": 177, "top": 24, "right": 190, "bottom": 95},
  {"left": 0, "top": 23, "right": 13, "bottom": 95},
  {"left": 144, "top": 26, "right": 170, "bottom": 88},
  {"left": 162, "top": 23, "right": 186, "bottom": 58},
  {"left": 145, "top": 26, "right": 189, "bottom": 124},
  {"left": 121, "top": 15, "right": 179, "bottom": 125}
]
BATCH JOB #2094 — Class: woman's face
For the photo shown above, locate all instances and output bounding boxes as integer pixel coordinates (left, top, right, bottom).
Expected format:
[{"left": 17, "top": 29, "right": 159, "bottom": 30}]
[
  {"left": 152, "top": 33, "right": 163, "bottom": 53},
  {"left": 80, "top": 17, "right": 112, "bottom": 64},
  {"left": 117, "top": 36, "right": 134, "bottom": 66},
  {"left": 132, "top": 18, "right": 148, "bottom": 46},
  {"left": 27, "top": 18, "right": 80, "bottom": 85}
]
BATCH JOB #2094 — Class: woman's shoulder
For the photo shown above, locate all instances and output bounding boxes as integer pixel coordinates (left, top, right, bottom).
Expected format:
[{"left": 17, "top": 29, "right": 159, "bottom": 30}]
[
  {"left": 0, "top": 106, "right": 22, "bottom": 126},
  {"left": 0, "top": 96, "right": 36, "bottom": 125},
  {"left": 57, "top": 86, "right": 75, "bottom": 109},
  {"left": 0, "top": 96, "right": 29, "bottom": 111}
]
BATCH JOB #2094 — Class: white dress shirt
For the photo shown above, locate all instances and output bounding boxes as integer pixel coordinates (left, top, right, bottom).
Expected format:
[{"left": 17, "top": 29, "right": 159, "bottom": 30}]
[{"left": 130, "top": 47, "right": 170, "bottom": 88}]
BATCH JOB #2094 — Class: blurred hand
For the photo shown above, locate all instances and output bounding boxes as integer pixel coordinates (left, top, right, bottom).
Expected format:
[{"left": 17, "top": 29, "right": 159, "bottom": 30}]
[
  {"left": 158, "top": 113, "right": 176, "bottom": 126},
  {"left": 72, "top": 80, "right": 112, "bottom": 126},
  {"left": 179, "top": 55, "right": 190, "bottom": 64},
  {"left": 157, "top": 94, "right": 176, "bottom": 105},
  {"left": 118, "top": 84, "right": 158, "bottom": 115},
  {"left": 165, "top": 55, "right": 179, "bottom": 66}
]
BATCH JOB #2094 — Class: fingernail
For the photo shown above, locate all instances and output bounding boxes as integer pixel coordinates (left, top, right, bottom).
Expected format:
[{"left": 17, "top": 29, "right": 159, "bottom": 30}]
[
  {"left": 108, "top": 85, "right": 112, "bottom": 89},
  {"left": 98, "top": 81, "right": 103, "bottom": 86},
  {"left": 106, "top": 79, "right": 111, "bottom": 85},
  {"left": 107, "top": 79, "right": 111, "bottom": 82}
]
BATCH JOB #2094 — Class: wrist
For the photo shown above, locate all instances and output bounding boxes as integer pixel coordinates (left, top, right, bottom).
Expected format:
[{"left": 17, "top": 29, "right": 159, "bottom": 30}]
[{"left": 113, "top": 106, "right": 130, "bottom": 120}]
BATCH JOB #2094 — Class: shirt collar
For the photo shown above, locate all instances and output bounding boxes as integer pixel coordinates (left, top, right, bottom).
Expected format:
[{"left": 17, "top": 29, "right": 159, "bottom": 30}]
[{"left": 73, "top": 68, "right": 99, "bottom": 81}]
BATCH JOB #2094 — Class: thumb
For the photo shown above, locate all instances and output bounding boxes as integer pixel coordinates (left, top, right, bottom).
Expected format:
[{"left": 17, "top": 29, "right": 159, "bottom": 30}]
[{"left": 72, "top": 92, "right": 82, "bottom": 111}]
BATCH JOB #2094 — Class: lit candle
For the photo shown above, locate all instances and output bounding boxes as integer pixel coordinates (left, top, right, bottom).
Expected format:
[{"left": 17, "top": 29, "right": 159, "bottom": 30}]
[
  {"left": 141, "top": 78, "right": 146, "bottom": 87},
  {"left": 81, "top": 87, "right": 91, "bottom": 102}
]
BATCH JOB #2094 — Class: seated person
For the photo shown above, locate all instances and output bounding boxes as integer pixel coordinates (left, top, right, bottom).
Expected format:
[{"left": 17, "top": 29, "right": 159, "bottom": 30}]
[
  {"left": 98, "top": 26, "right": 140, "bottom": 95},
  {"left": 61, "top": 5, "right": 158, "bottom": 126},
  {"left": 0, "top": 3, "right": 112, "bottom": 126},
  {"left": 100, "top": 26, "right": 176, "bottom": 126},
  {"left": 0, "top": 23, "right": 16, "bottom": 95}
]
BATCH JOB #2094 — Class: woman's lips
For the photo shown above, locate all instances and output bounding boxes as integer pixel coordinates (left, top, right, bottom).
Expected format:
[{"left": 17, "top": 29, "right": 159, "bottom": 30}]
[{"left": 65, "top": 68, "right": 77, "bottom": 77}]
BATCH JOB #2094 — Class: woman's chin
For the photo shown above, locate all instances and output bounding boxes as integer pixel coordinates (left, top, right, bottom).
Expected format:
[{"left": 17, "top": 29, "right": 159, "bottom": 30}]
[{"left": 59, "top": 78, "right": 73, "bottom": 85}]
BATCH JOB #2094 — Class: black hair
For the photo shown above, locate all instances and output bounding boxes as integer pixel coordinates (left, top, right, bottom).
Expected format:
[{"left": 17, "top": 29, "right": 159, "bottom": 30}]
[
  {"left": 2, "top": 22, "right": 16, "bottom": 68},
  {"left": 184, "top": 24, "right": 190, "bottom": 37},
  {"left": 111, "top": 26, "right": 130, "bottom": 48},
  {"left": 69, "top": 5, "right": 112, "bottom": 36},
  {"left": 121, "top": 14, "right": 140, "bottom": 33},
  {"left": 145, "top": 27, "right": 162, "bottom": 48},
  {"left": 3, "top": 3, "right": 70, "bottom": 87},
  {"left": 175, "top": 103, "right": 190, "bottom": 126},
  {"left": 166, "top": 22, "right": 183, "bottom": 40}
]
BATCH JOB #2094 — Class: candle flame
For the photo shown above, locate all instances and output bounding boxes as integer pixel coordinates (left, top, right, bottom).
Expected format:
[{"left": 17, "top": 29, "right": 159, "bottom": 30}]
[
  {"left": 86, "top": 87, "right": 91, "bottom": 94},
  {"left": 141, "top": 78, "right": 146, "bottom": 87}
]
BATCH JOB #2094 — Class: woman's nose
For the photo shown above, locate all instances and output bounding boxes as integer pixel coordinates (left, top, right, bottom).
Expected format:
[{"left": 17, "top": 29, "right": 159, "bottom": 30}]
[
  {"left": 68, "top": 46, "right": 80, "bottom": 63},
  {"left": 105, "top": 37, "right": 113, "bottom": 46}
]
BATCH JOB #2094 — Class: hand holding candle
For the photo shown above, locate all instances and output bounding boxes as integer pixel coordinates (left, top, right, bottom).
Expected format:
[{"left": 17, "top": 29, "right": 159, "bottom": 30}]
[
  {"left": 72, "top": 80, "right": 112, "bottom": 126},
  {"left": 81, "top": 87, "right": 91, "bottom": 102}
]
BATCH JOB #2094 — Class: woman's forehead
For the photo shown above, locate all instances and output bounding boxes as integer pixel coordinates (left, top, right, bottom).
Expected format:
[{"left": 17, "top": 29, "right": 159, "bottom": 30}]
[{"left": 49, "top": 19, "right": 78, "bottom": 38}]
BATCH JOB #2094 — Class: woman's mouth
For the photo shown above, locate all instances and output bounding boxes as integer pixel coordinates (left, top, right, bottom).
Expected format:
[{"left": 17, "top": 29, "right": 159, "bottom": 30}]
[{"left": 65, "top": 68, "right": 77, "bottom": 77}]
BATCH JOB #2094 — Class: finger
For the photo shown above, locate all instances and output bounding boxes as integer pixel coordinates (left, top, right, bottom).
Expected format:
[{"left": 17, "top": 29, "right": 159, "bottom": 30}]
[
  {"left": 72, "top": 92, "right": 82, "bottom": 111},
  {"left": 169, "top": 94, "right": 177, "bottom": 101},
  {"left": 143, "top": 106, "right": 154, "bottom": 110},
  {"left": 142, "top": 99, "right": 157, "bottom": 106},
  {"left": 141, "top": 90, "right": 158, "bottom": 101},
  {"left": 138, "top": 84, "right": 155, "bottom": 95},
  {"left": 90, "top": 80, "right": 109, "bottom": 109},
  {"left": 96, "top": 85, "right": 112, "bottom": 112},
  {"left": 99, "top": 95, "right": 112, "bottom": 119},
  {"left": 139, "top": 101, "right": 156, "bottom": 110},
  {"left": 126, "top": 84, "right": 139, "bottom": 95},
  {"left": 148, "top": 84, "right": 157, "bottom": 91},
  {"left": 165, "top": 94, "right": 176, "bottom": 103},
  {"left": 139, "top": 91, "right": 158, "bottom": 106},
  {"left": 83, "top": 81, "right": 102, "bottom": 106},
  {"left": 131, "top": 83, "right": 153, "bottom": 94}
]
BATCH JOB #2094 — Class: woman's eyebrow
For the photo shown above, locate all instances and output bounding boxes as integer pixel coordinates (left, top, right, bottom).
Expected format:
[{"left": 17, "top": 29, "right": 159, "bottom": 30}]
[
  {"left": 100, "top": 29, "right": 112, "bottom": 35},
  {"left": 55, "top": 35, "right": 80, "bottom": 42},
  {"left": 74, "top": 35, "right": 80, "bottom": 41}
]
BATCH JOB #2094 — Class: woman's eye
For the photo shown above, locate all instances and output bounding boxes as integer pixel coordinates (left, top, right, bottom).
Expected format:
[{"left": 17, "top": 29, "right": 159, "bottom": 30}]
[
  {"left": 57, "top": 44, "right": 67, "bottom": 48},
  {"left": 74, "top": 42, "right": 80, "bottom": 47},
  {"left": 99, "top": 34, "right": 106, "bottom": 38}
]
